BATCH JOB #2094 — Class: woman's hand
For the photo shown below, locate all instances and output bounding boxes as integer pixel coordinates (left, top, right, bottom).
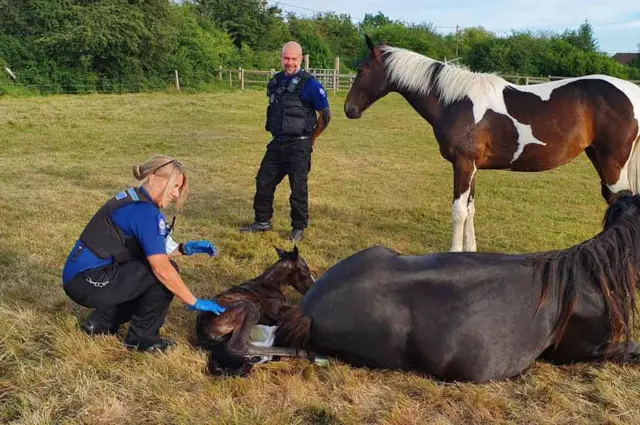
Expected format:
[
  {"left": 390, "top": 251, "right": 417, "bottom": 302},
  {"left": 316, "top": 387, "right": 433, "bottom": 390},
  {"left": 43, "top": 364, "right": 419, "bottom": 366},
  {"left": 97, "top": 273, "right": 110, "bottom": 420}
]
[
  {"left": 187, "top": 298, "right": 226, "bottom": 315},
  {"left": 181, "top": 240, "right": 217, "bottom": 257}
]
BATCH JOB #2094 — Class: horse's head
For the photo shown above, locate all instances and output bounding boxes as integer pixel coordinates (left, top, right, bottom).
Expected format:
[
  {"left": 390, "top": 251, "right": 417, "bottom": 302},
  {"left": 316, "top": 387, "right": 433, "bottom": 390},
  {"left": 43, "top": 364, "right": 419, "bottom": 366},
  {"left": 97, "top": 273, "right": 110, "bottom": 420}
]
[
  {"left": 602, "top": 190, "right": 640, "bottom": 229},
  {"left": 273, "top": 246, "right": 315, "bottom": 295},
  {"left": 344, "top": 35, "right": 391, "bottom": 119}
]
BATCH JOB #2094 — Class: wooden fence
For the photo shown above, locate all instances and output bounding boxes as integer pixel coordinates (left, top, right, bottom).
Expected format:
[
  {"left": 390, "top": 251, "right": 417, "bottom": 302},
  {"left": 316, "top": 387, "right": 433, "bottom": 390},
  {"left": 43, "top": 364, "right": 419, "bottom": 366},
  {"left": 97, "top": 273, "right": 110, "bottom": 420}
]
[{"left": 214, "top": 66, "right": 640, "bottom": 94}]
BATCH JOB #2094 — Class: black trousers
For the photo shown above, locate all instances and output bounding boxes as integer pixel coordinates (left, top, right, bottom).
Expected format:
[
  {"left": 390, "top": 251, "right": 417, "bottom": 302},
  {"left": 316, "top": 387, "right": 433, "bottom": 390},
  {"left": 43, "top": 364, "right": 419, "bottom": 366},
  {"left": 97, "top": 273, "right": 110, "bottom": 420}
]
[
  {"left": 63, "top": 260, "right": 177, "bottom": 349},
  {"left": 253, "top": 137, "right": 312, "bottom": 229}
]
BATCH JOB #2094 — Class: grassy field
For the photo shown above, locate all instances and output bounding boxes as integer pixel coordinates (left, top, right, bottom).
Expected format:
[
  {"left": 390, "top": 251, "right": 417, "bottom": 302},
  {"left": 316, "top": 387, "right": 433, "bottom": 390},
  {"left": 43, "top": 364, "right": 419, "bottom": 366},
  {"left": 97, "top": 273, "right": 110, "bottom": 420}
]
[{"left": 1, "top": 90, "right": 639, "bottom": 424}]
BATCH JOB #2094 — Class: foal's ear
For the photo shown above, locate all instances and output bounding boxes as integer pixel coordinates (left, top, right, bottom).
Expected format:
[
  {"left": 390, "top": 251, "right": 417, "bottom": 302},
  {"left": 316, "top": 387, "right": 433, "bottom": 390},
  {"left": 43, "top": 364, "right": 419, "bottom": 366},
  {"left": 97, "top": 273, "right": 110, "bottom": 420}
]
[
  {"left": 275, "top": 246, "right": 287, "bottom": 259},
  {"left": 365, "top": 34, "right": 375, "bottom": 52}
]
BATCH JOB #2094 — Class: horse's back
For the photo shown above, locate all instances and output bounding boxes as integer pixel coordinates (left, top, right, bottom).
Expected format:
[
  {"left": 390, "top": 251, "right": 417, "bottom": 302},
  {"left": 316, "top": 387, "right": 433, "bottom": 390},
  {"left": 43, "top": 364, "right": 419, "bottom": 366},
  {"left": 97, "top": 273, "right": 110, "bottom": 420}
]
[{"left": 299, "top": 247, "right": 553, "bottom": 381}]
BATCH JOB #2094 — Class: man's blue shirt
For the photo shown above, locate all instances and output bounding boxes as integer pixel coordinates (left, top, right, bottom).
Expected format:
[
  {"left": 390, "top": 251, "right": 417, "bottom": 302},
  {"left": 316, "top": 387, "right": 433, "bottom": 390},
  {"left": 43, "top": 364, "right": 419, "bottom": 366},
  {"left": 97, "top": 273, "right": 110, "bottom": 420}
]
[{"left": 278, "top": 71, "right": 330, "bottom": 111}]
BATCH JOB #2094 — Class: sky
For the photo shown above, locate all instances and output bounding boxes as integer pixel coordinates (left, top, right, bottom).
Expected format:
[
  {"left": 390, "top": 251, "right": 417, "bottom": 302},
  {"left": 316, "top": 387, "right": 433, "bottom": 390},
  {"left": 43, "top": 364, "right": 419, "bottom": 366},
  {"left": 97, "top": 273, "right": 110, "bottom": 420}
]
[{"left": 270, "top": 0, "right": 640, "bottom": 55}]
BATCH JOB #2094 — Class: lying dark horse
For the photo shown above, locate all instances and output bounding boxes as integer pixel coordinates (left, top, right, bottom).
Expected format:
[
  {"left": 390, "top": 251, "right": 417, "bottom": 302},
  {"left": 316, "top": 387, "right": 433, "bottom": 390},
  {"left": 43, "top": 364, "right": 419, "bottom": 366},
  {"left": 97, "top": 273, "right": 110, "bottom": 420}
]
[
  {"left": 196, "top": 246, "right": 314, "bottom": 376},
  {"left": 277, "top": 192, "right": 640, "bottom": 383}
]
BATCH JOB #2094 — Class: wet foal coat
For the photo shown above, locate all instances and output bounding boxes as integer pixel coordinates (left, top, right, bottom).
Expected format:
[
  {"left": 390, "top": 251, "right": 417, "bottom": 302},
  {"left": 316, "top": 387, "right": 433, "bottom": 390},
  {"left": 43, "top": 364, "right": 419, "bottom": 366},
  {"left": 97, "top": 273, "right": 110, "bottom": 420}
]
[{"left": 344, "top": 38, "right": 640, "bottom": 251}]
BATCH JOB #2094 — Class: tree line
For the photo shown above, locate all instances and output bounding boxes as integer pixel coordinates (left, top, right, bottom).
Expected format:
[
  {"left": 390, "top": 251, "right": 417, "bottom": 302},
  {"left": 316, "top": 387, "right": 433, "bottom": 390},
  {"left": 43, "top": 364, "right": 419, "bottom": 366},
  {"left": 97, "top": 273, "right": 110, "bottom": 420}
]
[{"left": 1, "top": 0, "right": 639, "bottom": 94}]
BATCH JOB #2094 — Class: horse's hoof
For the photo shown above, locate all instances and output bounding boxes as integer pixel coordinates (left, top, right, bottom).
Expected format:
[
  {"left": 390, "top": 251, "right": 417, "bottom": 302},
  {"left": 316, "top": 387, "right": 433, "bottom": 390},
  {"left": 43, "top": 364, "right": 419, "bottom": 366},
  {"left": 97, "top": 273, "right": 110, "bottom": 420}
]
[{"left": 207, "top": 360, "right": 253, "bottom": 378}]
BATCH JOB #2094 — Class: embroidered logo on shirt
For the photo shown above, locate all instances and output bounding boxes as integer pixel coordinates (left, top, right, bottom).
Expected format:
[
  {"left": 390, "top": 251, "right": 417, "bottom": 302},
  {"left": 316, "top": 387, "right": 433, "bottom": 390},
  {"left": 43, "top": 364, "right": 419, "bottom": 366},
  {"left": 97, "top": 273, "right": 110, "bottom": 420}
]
[
  {"left": 158, "top": 215, "right": 167, "bottom": 236},
  {"left": 319, "top": 88, "right": 326, "bottom": 97}
]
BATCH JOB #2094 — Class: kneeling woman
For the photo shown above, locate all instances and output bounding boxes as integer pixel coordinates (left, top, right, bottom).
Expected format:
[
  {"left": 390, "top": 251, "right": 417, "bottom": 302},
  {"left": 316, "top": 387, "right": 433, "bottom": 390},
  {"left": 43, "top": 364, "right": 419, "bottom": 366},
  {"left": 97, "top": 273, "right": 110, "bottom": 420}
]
[{"left": 62, "top": 155, "right": 225, "bottom": 352}]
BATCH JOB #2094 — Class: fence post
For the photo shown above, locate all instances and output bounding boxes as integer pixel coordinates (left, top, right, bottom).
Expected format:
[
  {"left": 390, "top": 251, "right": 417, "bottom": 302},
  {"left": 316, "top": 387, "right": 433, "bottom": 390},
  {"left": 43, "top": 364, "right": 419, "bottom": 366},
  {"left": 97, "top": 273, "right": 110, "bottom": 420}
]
[
  {"left": 174, "top": 69, "right": 180, "bottom": 91},
  {"left": 218, "top": 65, "right": 222, "bottom": 81},
  {"left": 525, "top": 76, "right": 529, "bottom": 85},
  {"left": 241, "top": 67, "right": 245, "bottom": 90},
  {"left": 229, "top": 69, "right": 232, "bottom": 87},
  {"left": 304, "top": 54, "right": 310, "bottom": 71},
  {"left": 333, "top": 56, "right": 340, "bottom": 95}
]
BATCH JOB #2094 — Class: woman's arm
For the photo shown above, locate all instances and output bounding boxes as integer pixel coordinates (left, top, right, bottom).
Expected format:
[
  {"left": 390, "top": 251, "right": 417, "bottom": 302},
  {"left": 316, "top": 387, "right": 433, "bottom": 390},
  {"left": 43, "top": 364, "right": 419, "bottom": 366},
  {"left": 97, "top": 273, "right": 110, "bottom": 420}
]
[{"left": 147, "top": 253, "right": 195, "bottom": 305}]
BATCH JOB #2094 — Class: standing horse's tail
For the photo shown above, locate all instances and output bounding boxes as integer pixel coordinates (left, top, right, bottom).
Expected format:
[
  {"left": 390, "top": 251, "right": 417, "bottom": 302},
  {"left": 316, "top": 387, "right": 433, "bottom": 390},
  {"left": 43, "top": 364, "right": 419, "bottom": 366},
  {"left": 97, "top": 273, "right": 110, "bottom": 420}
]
[
  {"left": 628, "top": 134, "right": 640, "bottom": 195},
  {"left": 278, "top": 306, "right": 312, "bottom": 349}
]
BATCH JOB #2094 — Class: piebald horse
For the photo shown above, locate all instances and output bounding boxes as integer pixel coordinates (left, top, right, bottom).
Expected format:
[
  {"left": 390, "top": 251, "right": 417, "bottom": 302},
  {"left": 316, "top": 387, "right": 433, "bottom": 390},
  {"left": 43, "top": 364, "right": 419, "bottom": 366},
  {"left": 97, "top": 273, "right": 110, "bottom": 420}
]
[{"left": 345, "top": 36, "right": 640, "bottom": 251}]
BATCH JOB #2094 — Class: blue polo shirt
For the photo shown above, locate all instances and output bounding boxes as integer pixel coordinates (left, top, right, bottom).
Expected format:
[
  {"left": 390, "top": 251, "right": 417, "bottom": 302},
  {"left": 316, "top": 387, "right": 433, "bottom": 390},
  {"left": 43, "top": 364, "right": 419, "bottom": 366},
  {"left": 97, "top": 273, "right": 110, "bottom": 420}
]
[
  {"left": 277, "top": 71, "right": 330, "bottom": 111},
  {"left": 62, "top": 187, "right": 169, "bottom": 284}
]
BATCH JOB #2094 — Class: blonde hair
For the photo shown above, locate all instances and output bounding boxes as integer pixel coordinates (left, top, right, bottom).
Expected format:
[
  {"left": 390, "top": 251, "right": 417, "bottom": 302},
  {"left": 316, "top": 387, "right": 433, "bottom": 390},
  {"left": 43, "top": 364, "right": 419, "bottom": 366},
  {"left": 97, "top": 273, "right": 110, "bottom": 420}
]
[{"left": 132, "top": 154, "right": 189, "bottom": 209}]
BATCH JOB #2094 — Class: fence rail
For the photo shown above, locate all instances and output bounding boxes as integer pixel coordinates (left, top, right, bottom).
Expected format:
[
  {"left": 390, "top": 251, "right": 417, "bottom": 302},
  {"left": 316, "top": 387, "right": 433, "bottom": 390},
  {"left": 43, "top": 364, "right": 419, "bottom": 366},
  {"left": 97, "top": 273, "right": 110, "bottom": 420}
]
[
  {"left": 3, "top": 67, "right": 640, "bottom": 95},
  {"left": 228, "top": 68, "right": 640, "bottom": 93}
]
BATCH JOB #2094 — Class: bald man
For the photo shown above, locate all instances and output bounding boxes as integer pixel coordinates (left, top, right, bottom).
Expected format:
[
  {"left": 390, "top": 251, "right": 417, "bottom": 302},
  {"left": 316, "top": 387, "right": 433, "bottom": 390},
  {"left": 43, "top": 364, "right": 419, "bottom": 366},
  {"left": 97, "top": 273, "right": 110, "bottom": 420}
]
[{"left": 240, "top": 41, "right": 331, "bottom": 242}]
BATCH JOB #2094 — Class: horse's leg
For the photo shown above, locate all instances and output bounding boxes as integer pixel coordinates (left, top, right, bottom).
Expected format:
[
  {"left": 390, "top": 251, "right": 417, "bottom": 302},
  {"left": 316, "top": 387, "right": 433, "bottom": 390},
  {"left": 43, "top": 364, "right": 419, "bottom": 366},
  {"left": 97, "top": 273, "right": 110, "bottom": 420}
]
[
  {"left": 206, "top": 303, "right": 261, "bottom": 377},
  {"left": 585, "top": 146, "right": 616, "bottom": 202},
  {"left": 225, "top": 302, "right": 261, "bottom": 357},
  {"left": 602, "top": 342, "right": 640, "bottom": 363},
  {"left": 463, "top": 174, "right": 477, "bottom": 252},
  {"left": 450, "top": 159, "right": 477, "bottom": 252}
]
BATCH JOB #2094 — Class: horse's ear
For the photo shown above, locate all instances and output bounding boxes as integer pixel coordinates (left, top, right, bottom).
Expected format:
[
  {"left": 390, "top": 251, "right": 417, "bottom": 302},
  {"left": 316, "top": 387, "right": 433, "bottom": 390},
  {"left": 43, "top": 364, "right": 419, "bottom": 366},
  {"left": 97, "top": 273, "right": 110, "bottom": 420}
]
[
  {"left": 365, "top": 34, "right": 375, "bottom": 52},
  {"left": 292, "top": 245, "right": 299, "bottom": 259},
  {"left": 275, "top": 246, "right": 286, "bottom": 259}
]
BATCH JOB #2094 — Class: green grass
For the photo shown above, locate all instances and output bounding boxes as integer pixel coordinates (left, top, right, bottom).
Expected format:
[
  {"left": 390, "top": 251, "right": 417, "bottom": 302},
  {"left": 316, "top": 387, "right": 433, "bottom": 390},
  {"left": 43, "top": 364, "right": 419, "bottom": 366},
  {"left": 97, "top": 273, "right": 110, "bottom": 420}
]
[{"left": 1, "top": 90, "right": 639, "bottom": 424}]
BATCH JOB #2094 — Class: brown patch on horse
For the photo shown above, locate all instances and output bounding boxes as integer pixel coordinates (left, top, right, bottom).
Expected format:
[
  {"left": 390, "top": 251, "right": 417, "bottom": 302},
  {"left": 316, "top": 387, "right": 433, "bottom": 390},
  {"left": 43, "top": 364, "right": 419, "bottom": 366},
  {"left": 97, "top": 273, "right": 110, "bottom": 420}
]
[
  {"left": 474, "top": 110, "right": 520, "bottom": 169},
  {"left": 503, "top": 80, "right": 637, "bottom": 178}
]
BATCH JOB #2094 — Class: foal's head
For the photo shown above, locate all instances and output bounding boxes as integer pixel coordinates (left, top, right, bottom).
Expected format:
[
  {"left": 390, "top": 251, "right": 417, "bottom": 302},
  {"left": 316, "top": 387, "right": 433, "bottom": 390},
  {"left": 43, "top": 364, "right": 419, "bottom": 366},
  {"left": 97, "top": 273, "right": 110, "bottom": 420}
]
[
  {"left": 269, "top": 246, "right": 315, "bottom": 295},
  {"left": 344, "top": 35, "right": 391, "bottom": 119}
]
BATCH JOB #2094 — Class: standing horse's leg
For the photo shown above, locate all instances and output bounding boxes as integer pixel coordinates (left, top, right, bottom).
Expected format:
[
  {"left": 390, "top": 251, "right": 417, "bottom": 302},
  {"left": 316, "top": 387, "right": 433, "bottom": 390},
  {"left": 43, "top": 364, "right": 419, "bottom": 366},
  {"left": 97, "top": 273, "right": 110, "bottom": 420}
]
[
  {"left": 463, "top": 175, "right": 477, "bottom": 252},
  {"left": 585, "top": 147, "right": 616, "bottom": 203},
  {"left": 451, "top": 159, "right": 477, "bottom": 252}
]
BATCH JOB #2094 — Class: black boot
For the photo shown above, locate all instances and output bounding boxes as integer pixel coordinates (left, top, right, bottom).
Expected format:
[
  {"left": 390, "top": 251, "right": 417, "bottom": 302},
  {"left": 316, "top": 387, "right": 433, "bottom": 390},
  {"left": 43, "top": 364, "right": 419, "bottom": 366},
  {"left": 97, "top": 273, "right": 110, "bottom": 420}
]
[
  {"left": 289, "top": 228, "right": 304, "bottom": 242},
  {"left": 125, "top": 338, "right": 176, "bottom": 353},
  {"left": 81, "top": 320, "right": 119, "bottom": 336},
  {"left": 240, "top": 221, "right": 272, "bottom": 232}
]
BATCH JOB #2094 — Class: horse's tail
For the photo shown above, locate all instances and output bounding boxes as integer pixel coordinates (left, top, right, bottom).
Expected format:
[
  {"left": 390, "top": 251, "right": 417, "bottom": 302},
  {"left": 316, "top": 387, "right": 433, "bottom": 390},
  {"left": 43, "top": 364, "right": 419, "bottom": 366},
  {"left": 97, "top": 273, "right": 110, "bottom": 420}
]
[
  {"left": 627, "top": 134, "right": 640, "bottom": 194},
  {"left": 278, "top": 306, "right": 312, "bottom": 349}
]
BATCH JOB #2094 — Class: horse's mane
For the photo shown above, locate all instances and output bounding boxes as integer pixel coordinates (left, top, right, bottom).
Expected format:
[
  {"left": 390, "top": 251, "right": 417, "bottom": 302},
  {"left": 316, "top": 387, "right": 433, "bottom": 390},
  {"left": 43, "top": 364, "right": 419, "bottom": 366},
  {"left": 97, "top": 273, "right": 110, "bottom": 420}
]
[
  {"left": 380, "top": 46, "right": 508, "bottom": 106},
  {"left": 531, "top": 194, "right": 640, "bottom": 349}
]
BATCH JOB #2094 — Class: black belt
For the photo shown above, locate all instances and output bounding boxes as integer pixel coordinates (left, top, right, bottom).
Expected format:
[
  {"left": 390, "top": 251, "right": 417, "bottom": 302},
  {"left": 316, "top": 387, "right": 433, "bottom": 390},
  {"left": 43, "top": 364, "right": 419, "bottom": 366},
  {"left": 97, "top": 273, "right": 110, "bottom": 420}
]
[{"left": 274, "top": 136, "right": 311, "bottom": 142}]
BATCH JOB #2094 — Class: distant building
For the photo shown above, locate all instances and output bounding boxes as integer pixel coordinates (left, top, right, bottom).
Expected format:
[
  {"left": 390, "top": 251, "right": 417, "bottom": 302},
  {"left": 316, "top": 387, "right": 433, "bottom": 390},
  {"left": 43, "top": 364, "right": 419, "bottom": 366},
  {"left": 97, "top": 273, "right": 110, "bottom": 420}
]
[{"left": 613, "top": 53, "right": 639, "bottom": 65}]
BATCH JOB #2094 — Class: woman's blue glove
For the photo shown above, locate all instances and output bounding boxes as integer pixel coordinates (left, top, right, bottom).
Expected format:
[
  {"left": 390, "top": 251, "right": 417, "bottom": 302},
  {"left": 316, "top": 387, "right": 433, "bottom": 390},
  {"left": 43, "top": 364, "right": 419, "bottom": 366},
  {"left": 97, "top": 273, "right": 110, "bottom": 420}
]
[
  {"left": 182, "top": 240, "right": 217, "bottom": 257},
  {"left": 188, "top": 298, "right": 225, "bottom": 315}
]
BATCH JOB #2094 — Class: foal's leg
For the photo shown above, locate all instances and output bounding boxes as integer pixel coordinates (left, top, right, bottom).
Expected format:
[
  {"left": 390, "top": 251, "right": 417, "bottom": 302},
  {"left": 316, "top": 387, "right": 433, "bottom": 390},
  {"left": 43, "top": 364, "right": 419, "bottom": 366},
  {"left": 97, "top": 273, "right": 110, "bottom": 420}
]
[
  {"left": 225, "top": 302, "right": 261, "bottom": 357},
  {"left": 450, "top": 159, "right": 477, "bottom": 252}
]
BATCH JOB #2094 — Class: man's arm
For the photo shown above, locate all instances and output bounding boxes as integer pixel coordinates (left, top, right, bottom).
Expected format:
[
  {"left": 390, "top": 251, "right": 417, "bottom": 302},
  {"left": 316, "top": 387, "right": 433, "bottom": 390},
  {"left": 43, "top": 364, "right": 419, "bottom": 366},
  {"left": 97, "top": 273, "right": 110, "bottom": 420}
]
[{"left": 311, "top": 107, "right": 331, "bottom": 146}]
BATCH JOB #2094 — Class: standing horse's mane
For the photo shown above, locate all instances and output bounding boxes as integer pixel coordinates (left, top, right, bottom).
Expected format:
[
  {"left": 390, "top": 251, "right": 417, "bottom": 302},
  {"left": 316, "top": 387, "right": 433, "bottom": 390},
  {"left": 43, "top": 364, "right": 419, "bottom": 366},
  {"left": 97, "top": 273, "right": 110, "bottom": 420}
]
[
  {"left": 380, "top": 46, "right": 509, "bottom": 106},
  {"left": 531, "top": 194, "right": 640, "bottom": 349}
]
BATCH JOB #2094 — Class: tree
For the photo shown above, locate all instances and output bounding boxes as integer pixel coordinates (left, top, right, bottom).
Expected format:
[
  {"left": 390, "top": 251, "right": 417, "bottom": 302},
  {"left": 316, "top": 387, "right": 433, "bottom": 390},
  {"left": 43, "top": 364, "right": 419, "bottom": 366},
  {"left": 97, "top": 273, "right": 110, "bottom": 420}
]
[{"left": 563, "top": 20, "right": 599, "bottom": 53}]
